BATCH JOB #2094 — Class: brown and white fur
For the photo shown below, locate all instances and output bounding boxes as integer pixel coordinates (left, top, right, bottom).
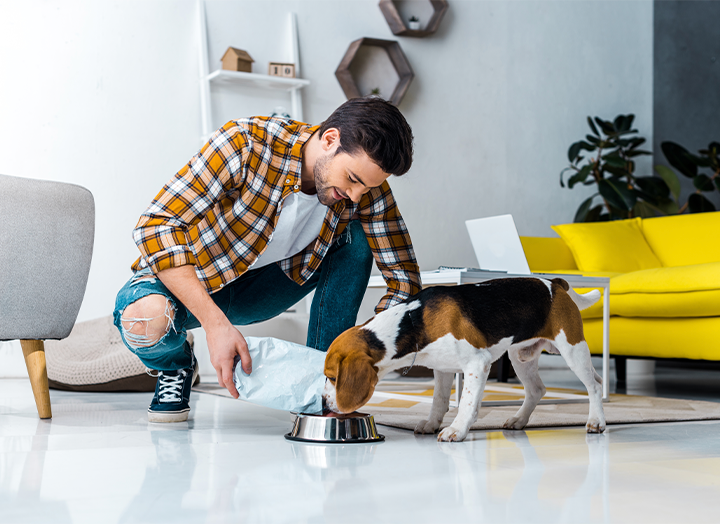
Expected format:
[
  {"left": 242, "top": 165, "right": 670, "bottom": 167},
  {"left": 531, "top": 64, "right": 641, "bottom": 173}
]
[{"left": 322, "top": 278, "right": 605, "bottom": 442}]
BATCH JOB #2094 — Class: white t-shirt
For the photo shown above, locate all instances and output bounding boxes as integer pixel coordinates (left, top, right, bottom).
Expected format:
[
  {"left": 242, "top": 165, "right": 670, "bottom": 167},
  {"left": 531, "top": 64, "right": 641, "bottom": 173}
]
[{"left": 251, "top": 191, "right": 326, "bottom": 270}]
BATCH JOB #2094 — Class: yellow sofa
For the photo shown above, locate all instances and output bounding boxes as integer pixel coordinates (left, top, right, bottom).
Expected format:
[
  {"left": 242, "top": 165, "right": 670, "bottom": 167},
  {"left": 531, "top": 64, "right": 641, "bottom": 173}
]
[{"left": 520, "top": 211, "right": 720, "bottom": 378}]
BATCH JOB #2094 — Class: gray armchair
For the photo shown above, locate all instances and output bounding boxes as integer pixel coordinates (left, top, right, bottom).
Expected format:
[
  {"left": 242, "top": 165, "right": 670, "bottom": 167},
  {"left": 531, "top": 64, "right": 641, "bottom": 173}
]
[{"left": 0, "top": 174, "right": 94, "bottom": 418}]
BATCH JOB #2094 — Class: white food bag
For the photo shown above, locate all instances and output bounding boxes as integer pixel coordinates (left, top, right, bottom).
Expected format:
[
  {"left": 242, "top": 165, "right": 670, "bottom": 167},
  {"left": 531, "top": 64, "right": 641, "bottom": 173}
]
[{"left": 232, "top": 336, "right": 327, "bottom": 414}]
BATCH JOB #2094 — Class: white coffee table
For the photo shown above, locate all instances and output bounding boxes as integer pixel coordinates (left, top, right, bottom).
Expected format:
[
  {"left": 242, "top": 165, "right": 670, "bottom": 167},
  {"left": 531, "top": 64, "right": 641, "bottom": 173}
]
[{"left": 368, "top": 269, "right": 611, "bottom": 404}]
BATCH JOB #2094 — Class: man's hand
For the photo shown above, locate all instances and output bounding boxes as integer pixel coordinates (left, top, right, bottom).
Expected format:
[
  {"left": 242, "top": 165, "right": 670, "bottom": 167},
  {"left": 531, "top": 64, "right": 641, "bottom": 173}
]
[
  {"left": 156, "top": 265, "right": 252, "bottom": 398},
  {"left": 205, "top": 320, "right": 251, "bottom": 399}
]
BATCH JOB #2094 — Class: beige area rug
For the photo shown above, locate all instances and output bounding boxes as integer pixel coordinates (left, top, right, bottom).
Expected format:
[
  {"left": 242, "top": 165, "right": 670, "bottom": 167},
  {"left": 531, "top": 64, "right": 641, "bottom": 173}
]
[
  {"left": 366, "top": 382, "right": 720, "bottom": 431},
  {"left": 194, "top": 382, "right": 720, "bottom": 431}
]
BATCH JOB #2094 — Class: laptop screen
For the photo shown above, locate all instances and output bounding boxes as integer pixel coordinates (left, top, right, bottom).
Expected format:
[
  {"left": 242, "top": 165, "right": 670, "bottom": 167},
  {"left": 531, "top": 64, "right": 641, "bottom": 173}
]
[{"left": 465, "top": 214, "right": 531, "bottom": 275}]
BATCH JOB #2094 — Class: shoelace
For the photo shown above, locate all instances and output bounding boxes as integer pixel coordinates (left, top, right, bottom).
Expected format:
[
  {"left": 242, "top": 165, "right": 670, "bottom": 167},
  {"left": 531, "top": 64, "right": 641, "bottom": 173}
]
[{"left": 157, "top": 369, "right": 187, "bottom": 403}]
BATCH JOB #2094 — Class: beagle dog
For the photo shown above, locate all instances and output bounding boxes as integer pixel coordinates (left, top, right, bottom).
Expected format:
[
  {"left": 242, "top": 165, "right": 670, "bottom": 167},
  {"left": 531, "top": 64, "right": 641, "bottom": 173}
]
[{"left": 322, "top": 277, "right": 605, "bottom": 442}]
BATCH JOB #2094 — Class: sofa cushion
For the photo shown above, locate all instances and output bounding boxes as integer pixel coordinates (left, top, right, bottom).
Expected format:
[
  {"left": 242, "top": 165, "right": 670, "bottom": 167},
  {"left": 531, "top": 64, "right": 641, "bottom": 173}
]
[
  {"left": 551, "top": 218, "right": 661, "bottom": 273},
  {"left": 641, "top": 211, "right": 720, "bottom": 267},
  {"left": 609, "top": 262, "right": 720, "bottom": 317},
  {"left": 583, "top": 316, "right": 720, "bottom": 360}
]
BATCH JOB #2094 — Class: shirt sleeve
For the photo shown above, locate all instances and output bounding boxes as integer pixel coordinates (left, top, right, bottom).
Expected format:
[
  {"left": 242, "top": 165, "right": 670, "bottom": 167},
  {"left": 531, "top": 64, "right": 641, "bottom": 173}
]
[
  {"left": 132, "top": 122, "right": 250, "bottom": 274},
  {"left": 358, "top": 181, "right": 422, "bottom": 313}
]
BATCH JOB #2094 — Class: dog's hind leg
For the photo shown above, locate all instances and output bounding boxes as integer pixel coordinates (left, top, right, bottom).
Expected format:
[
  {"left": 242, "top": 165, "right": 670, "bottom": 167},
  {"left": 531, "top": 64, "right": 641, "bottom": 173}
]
[
  {"left": 415, "top": 370, "right": 454, "bottom": 435},
  {"left": 554, "top": 333, "right": 606, "bottom": 433},
  {"left": 503, "top": 341, "right": 547, "bottom": 430}
]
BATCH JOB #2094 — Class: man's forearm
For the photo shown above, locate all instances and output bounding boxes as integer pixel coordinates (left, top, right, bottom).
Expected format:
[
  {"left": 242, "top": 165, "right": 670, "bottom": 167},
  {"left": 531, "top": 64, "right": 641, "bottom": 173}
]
[{"left": 156, "top": 265, "right": 227, "bottom": 328}]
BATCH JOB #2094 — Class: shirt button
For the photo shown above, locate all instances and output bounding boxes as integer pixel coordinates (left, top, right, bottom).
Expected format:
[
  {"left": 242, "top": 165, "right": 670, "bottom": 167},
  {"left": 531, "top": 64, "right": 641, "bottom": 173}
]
[
  {"left": 286, "top": 179, "right": 291, "bottom": 184},
  {"left": 294, "top": 185, "right": 299, "bottom": 190}
]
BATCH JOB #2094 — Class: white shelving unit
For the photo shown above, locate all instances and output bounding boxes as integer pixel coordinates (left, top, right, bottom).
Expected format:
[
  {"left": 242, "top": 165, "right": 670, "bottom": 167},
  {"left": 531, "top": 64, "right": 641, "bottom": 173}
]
[{"left": 197, "top": 0, "right": 310, "bottom": 141}]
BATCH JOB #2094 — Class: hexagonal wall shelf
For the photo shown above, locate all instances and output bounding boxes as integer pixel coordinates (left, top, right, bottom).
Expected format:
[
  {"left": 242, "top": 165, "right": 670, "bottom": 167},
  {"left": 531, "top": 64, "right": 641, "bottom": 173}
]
[
  {"left": 335, "top": 38, "right": 414, "bottom": 106},
  {"left": 379, "top": 0, "right": 448, "bottom": 37}
]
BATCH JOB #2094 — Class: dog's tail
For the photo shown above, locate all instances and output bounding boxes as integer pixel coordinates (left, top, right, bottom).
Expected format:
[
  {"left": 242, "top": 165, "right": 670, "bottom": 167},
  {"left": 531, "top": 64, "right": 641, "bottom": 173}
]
[{"left": 567, "top": 286, "right": 602, "bottom": 311}]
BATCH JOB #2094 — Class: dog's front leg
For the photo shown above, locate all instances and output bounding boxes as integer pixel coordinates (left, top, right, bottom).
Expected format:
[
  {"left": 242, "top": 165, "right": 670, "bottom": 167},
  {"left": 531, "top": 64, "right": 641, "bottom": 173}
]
[
  {"left": 438, "top": 347, "right": 492, "bottom": 442},
  {"left": 415, "top": 370, "right": 453, "bottom": 435}
]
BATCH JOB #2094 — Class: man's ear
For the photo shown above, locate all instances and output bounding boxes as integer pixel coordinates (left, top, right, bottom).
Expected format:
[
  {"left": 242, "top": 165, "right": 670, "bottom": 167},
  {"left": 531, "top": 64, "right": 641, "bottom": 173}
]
[
  {"left": 335, "top": 353, "right": 378, "bottom": 413},
  {"left": 320, "top": 127, "right": 340, "bottom": 152}
]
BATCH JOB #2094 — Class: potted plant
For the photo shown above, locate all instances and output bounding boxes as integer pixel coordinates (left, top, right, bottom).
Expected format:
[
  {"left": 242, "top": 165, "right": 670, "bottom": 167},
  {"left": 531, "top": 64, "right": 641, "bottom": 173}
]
[
  {"left": 408, "top": 16, "right": 420, "bottom": 30},
  {"left": 560, "top": 114, "right": 680, "bottom": 222}
]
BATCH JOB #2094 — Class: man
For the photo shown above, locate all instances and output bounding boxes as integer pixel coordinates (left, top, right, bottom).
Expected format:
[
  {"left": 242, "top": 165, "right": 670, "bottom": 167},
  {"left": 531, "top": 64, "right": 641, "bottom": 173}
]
[{"left": 113, "top": 97, "right": 421, "bottom": 422}]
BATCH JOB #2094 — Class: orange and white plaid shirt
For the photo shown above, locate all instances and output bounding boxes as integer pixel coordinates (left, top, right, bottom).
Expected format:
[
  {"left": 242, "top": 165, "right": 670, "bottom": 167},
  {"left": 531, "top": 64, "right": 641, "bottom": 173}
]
[{"left": 131, "top": 117, "right": 421, "bottom": 313}]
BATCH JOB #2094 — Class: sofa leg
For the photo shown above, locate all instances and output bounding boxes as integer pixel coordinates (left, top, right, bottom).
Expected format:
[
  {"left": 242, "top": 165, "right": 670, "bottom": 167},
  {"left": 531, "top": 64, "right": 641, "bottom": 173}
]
[
  {"left": 615, "top": 356, "right": 627, "bottom": 385},
  {"left": 21, "top": 340, "right": 53, "bottom": 419}
]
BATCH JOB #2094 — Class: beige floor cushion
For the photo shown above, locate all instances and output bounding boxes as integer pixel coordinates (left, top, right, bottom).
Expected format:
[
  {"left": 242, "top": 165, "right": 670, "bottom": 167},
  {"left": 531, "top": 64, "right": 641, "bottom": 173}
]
[{"left": 45, "top": 315, "right": 193, "bottom": 392}]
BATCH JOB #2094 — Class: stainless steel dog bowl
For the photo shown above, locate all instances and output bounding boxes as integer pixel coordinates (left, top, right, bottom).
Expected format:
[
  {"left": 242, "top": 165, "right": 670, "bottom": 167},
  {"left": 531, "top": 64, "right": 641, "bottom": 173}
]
[{"left": 285, "top": 412, "right": 384, "bottom": 443}]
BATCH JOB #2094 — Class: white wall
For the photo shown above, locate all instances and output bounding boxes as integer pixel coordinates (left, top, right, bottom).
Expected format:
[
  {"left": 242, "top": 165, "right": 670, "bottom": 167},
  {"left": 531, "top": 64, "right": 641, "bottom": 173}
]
[{"left": 0, "top": 1, "right": 653, "bottom": 372}]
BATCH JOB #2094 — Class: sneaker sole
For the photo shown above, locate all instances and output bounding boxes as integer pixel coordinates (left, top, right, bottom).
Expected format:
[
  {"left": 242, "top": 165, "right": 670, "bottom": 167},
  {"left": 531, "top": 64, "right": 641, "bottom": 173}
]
[{"left": 148, "top": 408, "right": 190, "bottom": 423}]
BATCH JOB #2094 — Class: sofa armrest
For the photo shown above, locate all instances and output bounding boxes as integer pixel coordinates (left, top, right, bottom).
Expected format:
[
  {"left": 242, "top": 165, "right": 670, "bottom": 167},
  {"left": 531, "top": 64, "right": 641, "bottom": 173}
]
[{"left": 520, "top": 236, "right": 578, "bottom": 273}]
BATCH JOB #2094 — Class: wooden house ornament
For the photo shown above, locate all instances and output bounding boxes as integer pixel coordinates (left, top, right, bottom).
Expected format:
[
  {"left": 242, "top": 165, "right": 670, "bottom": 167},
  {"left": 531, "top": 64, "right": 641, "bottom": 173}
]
[{"left": 221, "top": 47, "right": 254, "bottom": 73}]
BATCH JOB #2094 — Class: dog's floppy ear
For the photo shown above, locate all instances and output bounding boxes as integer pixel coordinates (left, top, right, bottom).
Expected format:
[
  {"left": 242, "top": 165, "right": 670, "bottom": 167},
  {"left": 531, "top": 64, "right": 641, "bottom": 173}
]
[{"left": 335, "top": 353, "right": 379, "bottom": 413}]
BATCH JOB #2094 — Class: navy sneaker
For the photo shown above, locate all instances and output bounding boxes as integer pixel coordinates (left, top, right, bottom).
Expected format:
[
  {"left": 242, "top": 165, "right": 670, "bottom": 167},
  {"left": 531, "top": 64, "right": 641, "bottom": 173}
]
[{"left": 148, "top": 356, "right": 200, "bottom": 423}]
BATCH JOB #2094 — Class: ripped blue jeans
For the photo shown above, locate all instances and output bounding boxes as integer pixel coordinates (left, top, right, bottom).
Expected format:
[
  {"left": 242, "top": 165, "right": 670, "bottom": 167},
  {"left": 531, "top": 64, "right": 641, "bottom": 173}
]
[{"left": 113, "top": 220, "right": 373, "bottom": 371}]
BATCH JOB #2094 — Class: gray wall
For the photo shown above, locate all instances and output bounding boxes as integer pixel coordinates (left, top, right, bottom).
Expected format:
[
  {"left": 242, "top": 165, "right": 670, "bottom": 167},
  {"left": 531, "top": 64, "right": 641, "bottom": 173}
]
[{"left": 654, "top": 0, "right": 720, "bottom": 208}]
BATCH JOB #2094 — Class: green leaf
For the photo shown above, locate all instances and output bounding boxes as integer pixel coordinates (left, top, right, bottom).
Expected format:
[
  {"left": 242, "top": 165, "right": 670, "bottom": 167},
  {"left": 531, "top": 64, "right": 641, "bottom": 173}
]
[
  {"left": 586, "top": 134, "right": 601, "bottom": 145},
  {"left": 603, "top": 153, "right": 627, "bottom": 168},
  {"left": 661, "top": 141, "right": 698, "bottom": 178},
  {"left": 574, "top": 196, "right": 595, "bottom": 222},
  {"left": 626, "top": 149, "right": 652, "bottom": 158},
  {"left": 614, "top": 114, "right": 634, "bottom": 132},
  {"left": 635, "top": 176, "right": 670, "bottom": 199},
  {"left": 654, "top": 165, "right": 681, "bottom": 200},
  {"left": 586, "top": 204, "right": 606, "bottom": 222},
  {"left": 693, "top": 174, "right": 714, "bottom": 191},
  {"left": 653, "top": 198, "right": 680, "bottom": 215},
  {"left": 598, "top": 178, "right": 636, "bottom": 211},
  {"left": 688, "top": 193, "right": 717, "bottom": 213},
  {"left": 568, "top": 165, "right": 593, "bottom": 189},
  {"left": 693, "top": 155, "right": 713, "bottom": 168},
  {"left": 633, "top": 200, "right": 656, "bottom": 218},
  {"left": 603, "top": 164, "right": 631, "bottom": 178},
  {"left": 594, "top": 117, "right": 615, "bottom": 136},
  {"left": 628, "top": 137, "right": 646, "bottom": 149},
  {"left": 568, "top": 142, "right": 582, "bottom": 163},
  {"left": 559, "top": 167, "right": 575, "bottom": 188},
  {"left": 587, "top": 116, "right": 600, "bottom": 136}
]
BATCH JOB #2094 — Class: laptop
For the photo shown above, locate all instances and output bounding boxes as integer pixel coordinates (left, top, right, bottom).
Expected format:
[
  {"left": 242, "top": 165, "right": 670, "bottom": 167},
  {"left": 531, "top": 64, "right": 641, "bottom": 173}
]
[{"left": 465, "top": 214, "right": 531, "bottom": 275}]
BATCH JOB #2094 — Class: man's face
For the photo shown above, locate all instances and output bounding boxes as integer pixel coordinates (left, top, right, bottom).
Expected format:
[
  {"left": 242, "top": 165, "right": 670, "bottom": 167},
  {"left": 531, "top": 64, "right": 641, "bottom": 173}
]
[{"left": 313, "top": 149, "right": 390, "bottom": 206}]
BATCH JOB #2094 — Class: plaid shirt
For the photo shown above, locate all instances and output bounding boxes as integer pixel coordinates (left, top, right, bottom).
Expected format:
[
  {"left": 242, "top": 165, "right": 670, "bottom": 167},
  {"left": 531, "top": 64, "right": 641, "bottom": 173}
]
[{"left": 132, "top": 117, "right": 421, "bottom": 313}]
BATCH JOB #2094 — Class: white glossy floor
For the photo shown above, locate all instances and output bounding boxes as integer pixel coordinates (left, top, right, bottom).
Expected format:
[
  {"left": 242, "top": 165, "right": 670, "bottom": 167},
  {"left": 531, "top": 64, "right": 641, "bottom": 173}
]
[{"left": 2, "top": 367, "right": 720, "bottom": 524}]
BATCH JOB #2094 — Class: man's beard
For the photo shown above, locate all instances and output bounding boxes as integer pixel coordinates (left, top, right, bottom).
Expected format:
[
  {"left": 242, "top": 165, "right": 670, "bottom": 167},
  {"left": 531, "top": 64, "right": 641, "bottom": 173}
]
[{"left": 313, "top": 153, "right": 340, "bottom": 206}]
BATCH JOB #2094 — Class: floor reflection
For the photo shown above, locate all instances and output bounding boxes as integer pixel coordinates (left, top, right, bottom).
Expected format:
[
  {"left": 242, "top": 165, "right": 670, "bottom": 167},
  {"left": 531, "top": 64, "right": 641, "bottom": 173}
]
[
  {"left": 0, "top": 419, "right": 72, "bottom": 523},
  {"left": 119, "top": 423, "right": 202, "bottom": 523},
  {"left": 438, "top": 430, "right": 610, "bottom": 523}
]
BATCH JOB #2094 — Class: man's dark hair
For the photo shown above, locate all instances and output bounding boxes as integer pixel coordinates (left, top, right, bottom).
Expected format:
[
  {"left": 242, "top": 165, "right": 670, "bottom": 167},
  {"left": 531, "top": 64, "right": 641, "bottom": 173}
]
[{"left": 317, "top": 97, "right": 414, "bottom": 176}]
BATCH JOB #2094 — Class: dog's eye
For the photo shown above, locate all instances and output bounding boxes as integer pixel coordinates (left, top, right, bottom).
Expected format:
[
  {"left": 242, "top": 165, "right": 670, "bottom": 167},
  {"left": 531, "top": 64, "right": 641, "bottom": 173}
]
[{"left": 327, "top": 377, "right": 336, "bottom": 383}]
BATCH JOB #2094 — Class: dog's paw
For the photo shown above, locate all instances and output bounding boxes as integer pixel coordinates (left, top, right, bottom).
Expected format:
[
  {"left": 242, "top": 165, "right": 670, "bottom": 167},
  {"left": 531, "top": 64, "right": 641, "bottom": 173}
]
[
  {"left": 414, "top": 419, "right": 440, "bottom": 435},
  {"left": 586, "top": 418, "right": 606, "bottom": 433},
  {"left": 502, "top": 416, "right": 528, "bottom": 430},
  {"left": 437, "top": 426, "right": 467, "bottom": 442}
]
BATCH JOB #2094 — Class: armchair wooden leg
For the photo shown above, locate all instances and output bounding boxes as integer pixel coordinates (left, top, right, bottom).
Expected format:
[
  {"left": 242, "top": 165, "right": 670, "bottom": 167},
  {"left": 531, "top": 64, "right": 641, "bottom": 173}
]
[{"left": 20, "top": 340, "right": 52, "bottom": 419}]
